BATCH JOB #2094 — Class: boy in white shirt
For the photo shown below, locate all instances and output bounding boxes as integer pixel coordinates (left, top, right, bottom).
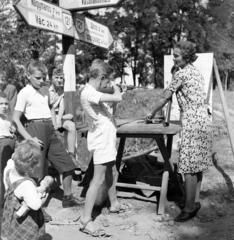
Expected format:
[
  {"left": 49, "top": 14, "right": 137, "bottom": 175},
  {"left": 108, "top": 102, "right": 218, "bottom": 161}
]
[
  {"left": 0, "top": 91, "right": 16, "bottom": 206},
  {"left": 13, "top": 60, "right": 83, "bottom": 209},
  {"left": 79, "top": 59, "right": 127, "bottom": 237}
]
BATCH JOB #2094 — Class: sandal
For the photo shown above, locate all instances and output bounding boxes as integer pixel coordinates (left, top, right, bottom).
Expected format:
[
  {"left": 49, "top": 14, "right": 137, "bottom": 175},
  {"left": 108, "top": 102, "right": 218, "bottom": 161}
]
[
  {"left": 80, "top": 219, "right": 111, "bottom": 238},
  {"left": 109, "top": 202, "right": 131, "bottom": 214}
]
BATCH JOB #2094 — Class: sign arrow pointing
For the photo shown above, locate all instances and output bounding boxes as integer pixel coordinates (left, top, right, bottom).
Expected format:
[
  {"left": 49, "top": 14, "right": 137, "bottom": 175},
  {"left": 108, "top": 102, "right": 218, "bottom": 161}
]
[
  {"left": 74, "top": 14, "right": 113, "bottom": 49},
  {"left": 59, "top": 0, "right": 123, "bottom": 11},
  {"left": 14, "top": 0, "right": 75, "bottom": 37},
  {"left": 14, "top": 0, "right": 113, "bottom": 49}
]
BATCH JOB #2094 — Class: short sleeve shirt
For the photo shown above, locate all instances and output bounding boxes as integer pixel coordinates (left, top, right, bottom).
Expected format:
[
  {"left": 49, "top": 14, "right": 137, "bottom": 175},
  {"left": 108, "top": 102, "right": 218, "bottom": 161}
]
[
  {"left": 15, "top": 84, "right": 51, "bottom": 120},
  {"left": 49, "top": 85, "right": 60, "bottom": 106},
  {"left": 80, "top": 83, "right": 113, "bottom": 129},
  {"left": 0, "top": 117, "right": 13, "bottom": 138}
]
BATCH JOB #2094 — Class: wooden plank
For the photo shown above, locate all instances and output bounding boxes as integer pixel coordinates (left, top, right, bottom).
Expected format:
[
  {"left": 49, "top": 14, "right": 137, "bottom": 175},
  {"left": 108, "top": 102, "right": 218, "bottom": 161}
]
[
  {"left": 117, "top": 122, "right": 181, "bottom": 135},
  {"left": 213, "top": 59, "right": 234, "bottom": 158},
  {"left": 117, "top": 191, "right": 157, "bottom": 203},
  {"left": 116, "top": 182, "right": 161, "bottom": 191},
  {"left": 122, "top": 146, "right": 158, "bottom": 161}
]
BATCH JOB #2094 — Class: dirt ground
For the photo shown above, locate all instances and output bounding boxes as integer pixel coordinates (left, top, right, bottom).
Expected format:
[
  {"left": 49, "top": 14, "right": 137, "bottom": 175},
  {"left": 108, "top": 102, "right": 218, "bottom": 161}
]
[{"left": 43, "top": 90, "right": 234, "bottom": 240}]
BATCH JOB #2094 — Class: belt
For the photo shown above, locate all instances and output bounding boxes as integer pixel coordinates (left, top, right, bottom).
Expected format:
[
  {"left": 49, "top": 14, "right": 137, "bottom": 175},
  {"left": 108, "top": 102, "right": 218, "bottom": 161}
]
[{"left": 28, "top": 118, "right": 52, "bottom": 123}]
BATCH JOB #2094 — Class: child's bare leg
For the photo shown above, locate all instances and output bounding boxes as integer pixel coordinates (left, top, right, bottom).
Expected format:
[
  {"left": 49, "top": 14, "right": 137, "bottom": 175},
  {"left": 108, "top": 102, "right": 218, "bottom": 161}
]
[
  {"left": 81, "top": 164, "right": 107, "bottom": 223},
  {"left": 63, "top": 120, "right": 76, "bottom": 154}
]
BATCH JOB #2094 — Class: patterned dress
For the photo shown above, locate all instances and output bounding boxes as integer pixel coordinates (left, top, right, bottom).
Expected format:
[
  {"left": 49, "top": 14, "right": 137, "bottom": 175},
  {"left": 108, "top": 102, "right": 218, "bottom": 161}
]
[
  {"left": 1, "top": 174, "right": 45, "bottom": 240},
  {"left": 167, "top": 64, "right": 212, "bottom": 174}
]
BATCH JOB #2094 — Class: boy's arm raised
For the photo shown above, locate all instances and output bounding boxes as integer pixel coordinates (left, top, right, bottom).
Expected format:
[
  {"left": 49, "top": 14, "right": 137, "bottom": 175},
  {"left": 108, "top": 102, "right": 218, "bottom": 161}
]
[
  {"left": 100, "top": 85, "right": 123, "bottom": 102},
  {"left": 13, "top": 110, "right": 44, "bottom": 147}
]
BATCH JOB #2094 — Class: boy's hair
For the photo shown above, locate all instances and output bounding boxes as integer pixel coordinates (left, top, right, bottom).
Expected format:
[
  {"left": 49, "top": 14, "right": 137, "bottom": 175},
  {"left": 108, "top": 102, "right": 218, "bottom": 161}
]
[
  {"left": 26, "top": 60, "right": 48, "bottom": 75},
  {"left": 89, "top": 59, "right": 110, "bottom": 80},
  {"left": 0, "top": 91, "right": 8, "bottom": 99},
  {"left": 12, "top": 140, "right": 41, "bottom": 177},
  {"left": 52, "top": 66, "right": 64, "bottom": 77}
]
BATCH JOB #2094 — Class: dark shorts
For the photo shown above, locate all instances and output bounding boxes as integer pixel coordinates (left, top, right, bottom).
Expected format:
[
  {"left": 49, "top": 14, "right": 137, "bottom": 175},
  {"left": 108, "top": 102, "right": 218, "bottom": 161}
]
[{"left": 25, "top": 120, "right": 76, "bottom": 179}]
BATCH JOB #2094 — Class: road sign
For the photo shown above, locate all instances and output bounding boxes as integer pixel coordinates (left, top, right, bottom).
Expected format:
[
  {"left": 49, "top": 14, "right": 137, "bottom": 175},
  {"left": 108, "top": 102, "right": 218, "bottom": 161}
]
[
  {"left": 74, "top": 14, "right": 113, "bottom": 49},
  {"left": 14, "top": 0, "right": 75, "bottom": 37},
  {"left": 59, "top": 0, "right": 123, "bottom": 11}
]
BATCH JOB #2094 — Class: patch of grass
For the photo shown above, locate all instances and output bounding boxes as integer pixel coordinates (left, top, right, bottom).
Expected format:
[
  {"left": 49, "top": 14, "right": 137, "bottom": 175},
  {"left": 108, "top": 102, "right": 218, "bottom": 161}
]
[{"left": 115, "top": 88, "right": 164, "bottom": 119}]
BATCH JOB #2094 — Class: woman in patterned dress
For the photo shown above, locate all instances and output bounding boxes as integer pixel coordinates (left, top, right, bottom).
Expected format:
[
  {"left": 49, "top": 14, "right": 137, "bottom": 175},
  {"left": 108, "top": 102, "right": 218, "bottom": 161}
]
[{"left": 146, "top": 40, "right": 212, "bottom": 222}]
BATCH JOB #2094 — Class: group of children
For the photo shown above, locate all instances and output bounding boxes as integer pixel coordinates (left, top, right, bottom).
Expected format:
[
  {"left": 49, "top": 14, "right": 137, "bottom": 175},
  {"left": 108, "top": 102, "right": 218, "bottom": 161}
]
[{"left": 0, "top": 58, "right": 127, "bottom": 239}]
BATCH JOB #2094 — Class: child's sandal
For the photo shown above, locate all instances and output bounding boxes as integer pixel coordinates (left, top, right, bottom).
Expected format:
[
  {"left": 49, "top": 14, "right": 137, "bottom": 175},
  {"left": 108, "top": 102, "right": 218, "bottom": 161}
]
[{"left": 80, "top": 219, "right": 111, "bottom": 238}]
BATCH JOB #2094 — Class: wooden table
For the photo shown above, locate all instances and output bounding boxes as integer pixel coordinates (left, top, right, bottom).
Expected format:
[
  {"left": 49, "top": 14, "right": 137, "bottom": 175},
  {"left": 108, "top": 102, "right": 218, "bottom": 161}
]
[{"left": 115, "top": 120, "right": 181, "bottom": 214}]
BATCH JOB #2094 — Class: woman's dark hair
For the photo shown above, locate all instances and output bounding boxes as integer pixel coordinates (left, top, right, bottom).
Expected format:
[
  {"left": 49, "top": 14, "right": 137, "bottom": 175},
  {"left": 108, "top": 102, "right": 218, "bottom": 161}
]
[{"left": 174, "top": 41, "right": 198, "bottom": 64}]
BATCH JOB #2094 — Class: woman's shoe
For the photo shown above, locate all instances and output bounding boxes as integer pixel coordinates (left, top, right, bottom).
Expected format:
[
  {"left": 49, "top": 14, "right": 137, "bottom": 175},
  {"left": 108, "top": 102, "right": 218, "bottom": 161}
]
[{"left": 175, "top": 202, "right": 201, "bottom": 222}]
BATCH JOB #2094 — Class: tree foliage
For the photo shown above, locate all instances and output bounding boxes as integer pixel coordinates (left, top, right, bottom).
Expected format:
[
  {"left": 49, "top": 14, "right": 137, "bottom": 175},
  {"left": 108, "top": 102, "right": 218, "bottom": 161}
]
[{"left": 1, "top": 0, "right": 234, "bottom": 89}]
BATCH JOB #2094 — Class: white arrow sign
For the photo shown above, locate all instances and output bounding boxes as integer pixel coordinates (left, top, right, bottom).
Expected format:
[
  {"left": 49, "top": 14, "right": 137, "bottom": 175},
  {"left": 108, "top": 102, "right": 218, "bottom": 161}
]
[
  {"left": 74, "top": 14, "right": 113, "bottom": 49},
  {"left": 59, "top": 0, "right": 123, "bottom": 11},
  {"left": 14, "top": 0, "right": 75, "bottom": 37}
]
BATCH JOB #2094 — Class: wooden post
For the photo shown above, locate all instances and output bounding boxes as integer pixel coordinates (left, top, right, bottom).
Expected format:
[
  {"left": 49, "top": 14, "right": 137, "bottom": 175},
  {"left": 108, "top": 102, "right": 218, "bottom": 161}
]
[
  {"left": 213, "top": 58, "right": 234, "bottom": 157},
  {"left": 62, "top": 35, "right": 76, "bottom": 116},
  {"left": 158, "top": 171, "right": 169, "bottom": 214}
]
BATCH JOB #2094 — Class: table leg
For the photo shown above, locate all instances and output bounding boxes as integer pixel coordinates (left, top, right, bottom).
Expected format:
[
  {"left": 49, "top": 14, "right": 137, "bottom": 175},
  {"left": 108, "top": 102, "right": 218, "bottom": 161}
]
[
  {"left": 155, "top": 135, "right": 185, "bottom": 203},
  {"left": 116, "top": 137, "right": 126, "bottom": 171},
  {"left": 166, "top": 135, "right": 173, "bottom": 157},
  {"left": 158, "top": 171, "right": 169, "bottom": 214},
  {"left": 154, "top": 135, "right": 174, "bottom": 214},
  {"left": 154, "top": 135, "right": 174, "bottom": 172}
]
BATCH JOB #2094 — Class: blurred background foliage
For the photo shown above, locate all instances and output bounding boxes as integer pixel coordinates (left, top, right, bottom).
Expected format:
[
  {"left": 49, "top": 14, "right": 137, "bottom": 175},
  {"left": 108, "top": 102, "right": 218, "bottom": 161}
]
[{"left": 1, "top": 0, "right": 234, "bottom": 90}]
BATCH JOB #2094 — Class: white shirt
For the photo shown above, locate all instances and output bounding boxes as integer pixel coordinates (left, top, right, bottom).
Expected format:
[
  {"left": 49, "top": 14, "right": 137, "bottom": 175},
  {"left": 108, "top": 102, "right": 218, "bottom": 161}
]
[
  {"left": 0, "top": 117, "right": 13, "bottom": 138},
  {"left": 15, "top": 84, "right": 51, "bottom": 120},
  {"left": 49, "top": 85, "right": 60, "bottom": 106},
  {"left": 4, "top": 159, "right": 42, "bottom": 210},
  {"left": 80, "top": 83, "right": 114, "bottom": 129}
]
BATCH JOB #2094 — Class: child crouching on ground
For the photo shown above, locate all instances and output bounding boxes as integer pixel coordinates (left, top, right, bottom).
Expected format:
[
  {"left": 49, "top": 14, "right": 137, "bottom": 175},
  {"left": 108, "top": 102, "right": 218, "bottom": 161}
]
[{"left": 1, "top": 140, "right": 48, "bottom": 240}]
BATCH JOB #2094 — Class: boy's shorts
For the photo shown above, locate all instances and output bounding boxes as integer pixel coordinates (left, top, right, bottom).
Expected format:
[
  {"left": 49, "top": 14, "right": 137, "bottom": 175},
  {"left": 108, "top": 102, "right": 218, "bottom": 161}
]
[
  {"left": 87, "top": 120, "right": 117, "bottom": 165},
  {"left": 25, "top": 120, "right": 76, "bottom": 179}
]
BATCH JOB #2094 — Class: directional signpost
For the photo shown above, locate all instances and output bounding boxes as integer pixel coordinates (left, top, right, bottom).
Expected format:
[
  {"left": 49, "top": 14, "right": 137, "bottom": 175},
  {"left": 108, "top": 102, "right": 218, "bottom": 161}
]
[
  {"left": 74, "top": 14, "right": 113, "bottom": 49},
  {"left": 59, "top": 0, "right": 123, "bottom": 11},
  {"left": 14, "top": 0, "right": 75, "bottom": 37},
  {"left": 13, "top": 0, "right": 118, "bottom": 119},
  {"left": 14, "top": 0, "right": 114, "bottom": 49}
]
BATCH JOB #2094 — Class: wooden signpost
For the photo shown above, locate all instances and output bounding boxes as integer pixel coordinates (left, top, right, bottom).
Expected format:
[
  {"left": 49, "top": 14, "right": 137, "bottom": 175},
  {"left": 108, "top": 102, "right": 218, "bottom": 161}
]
[
  {"left": 14, "top": 0, "right": 115, "bottom": 117},
  {"left": 14, "top": 0, "right": 114, "bottom": 49},
  {"left": 213, "top": 59, "right": 234, "bottom": 158},
  {"left": 59, "top": 0, "right": 123, "bottom": 11}
]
